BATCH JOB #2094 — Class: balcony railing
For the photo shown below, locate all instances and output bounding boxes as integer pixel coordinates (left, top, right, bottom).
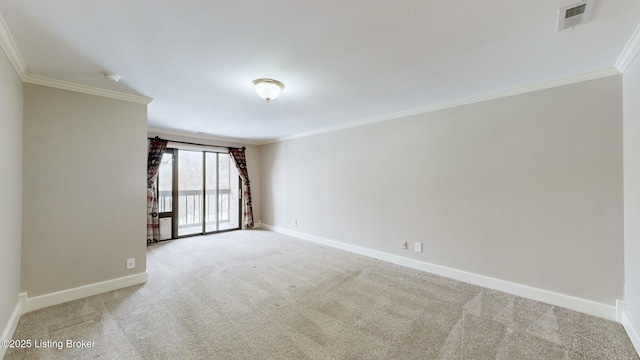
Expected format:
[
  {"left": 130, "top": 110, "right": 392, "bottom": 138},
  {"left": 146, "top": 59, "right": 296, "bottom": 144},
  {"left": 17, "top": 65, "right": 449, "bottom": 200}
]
[{"left": 158, "top": 189, "right": 233, "bottom": 227}]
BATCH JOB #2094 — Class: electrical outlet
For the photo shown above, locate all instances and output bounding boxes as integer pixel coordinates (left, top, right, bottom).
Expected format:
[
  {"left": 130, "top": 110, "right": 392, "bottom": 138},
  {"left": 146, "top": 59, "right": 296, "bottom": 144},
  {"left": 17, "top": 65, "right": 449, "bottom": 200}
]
[
  {"left": 414, "top": 242, "right": 422, "bottom": 253},
  {"left": 126, "top": 258, "right": 135, "bottom": 270},
  {"left": 401, "top": 241, "right": 408, "bottom": 250}
]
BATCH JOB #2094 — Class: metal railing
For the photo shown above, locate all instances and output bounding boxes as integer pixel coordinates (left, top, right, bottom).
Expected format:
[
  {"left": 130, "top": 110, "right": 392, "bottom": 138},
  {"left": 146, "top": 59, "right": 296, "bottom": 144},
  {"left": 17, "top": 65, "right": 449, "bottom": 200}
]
[{"left": 158, "top": 189, "right": 232, "bottom": 226}]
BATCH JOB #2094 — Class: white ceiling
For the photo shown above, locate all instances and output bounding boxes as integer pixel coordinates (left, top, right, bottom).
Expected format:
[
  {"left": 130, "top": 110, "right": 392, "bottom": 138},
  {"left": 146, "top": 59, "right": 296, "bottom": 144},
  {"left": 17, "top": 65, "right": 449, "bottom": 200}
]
[{"left": 1, "top": 1, "right": 639, "bottom": 143}]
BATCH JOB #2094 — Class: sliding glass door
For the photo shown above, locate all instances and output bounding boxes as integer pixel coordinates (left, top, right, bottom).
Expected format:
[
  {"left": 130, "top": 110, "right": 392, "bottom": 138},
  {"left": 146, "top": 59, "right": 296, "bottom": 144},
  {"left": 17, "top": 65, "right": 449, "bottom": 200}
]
[{"left": 157, "top": 148, "right": 241, "bottom": 239}]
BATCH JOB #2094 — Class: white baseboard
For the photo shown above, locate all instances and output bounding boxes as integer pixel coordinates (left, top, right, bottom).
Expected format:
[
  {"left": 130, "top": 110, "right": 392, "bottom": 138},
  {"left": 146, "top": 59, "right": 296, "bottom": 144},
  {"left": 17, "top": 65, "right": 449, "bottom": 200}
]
[
  {"left": 23, "top": 272, "right": 148, "bottom": 314},
  {"left": 622, "top": 312, "right": 640, "bottom": 356},
  {"left": 262, "top": 224, "right": 617, "bottom": 321},
  {"left": 618, "top": 300, "right": 628, "bottom": 323},
  {"left": 0, "top": 293, "right": 26, "bottom": 359}
]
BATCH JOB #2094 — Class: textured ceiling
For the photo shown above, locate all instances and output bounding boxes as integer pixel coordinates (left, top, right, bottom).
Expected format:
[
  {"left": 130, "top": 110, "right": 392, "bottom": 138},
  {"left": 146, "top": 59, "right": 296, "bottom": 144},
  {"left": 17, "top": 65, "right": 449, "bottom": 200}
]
[{"left": 1, "top": 1, "right": 639, "bottom": 143}]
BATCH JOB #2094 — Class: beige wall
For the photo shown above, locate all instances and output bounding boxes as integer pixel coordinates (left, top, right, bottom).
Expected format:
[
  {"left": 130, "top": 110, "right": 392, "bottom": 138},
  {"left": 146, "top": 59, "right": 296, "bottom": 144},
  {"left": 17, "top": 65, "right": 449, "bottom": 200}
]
[
  {"left": 0, "top": 48, "right": 23, "bottom": 336},
  {"left": 624, "top": 54, "right": 640, "bottom": 329},
  {"left": 260, "top": 75, "right": 624, "bottom": 305},
  {"left": 22, "top": 84, "right": 147, "bottom": 297},
  {"left": 147, "top": 131, "right": 261, "bottom": 227}
]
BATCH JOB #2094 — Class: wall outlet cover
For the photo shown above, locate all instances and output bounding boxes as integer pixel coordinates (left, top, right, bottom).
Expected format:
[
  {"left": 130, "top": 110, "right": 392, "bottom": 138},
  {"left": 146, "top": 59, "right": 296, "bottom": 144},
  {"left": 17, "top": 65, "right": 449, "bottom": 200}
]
[{"left": 126, "top": 258, "right": 136, "bottom": 270}]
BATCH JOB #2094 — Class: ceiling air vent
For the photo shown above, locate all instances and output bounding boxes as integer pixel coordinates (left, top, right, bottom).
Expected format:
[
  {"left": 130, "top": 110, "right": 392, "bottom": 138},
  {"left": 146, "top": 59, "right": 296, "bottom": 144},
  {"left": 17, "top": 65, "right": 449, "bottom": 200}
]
[{"left": 557, "top": 0, "right": 594, "bottom": 32}]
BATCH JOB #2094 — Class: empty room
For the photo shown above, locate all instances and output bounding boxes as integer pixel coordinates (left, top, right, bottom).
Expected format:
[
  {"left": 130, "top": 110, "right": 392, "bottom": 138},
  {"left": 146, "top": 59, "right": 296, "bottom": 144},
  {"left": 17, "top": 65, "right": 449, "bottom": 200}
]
[{"left": 2, "top": 0, "right": 640, "bottom": 359}]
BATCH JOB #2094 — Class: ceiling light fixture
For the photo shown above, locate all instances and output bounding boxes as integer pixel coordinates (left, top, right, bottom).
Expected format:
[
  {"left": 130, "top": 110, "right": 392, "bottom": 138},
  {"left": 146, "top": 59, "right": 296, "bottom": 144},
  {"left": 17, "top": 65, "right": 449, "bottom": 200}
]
[{"left": 252, "top": 78, "right": 284, "bottom": 103}]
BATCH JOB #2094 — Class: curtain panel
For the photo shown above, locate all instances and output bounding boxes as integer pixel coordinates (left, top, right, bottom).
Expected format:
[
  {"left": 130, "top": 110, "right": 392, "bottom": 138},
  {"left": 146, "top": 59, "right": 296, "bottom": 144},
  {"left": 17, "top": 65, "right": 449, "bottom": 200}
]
[
  {"left": 229, "top": 147, "right": 255, "bottom": 229},
  {"left": 147, "top": 137, "right": 168, "bottom": 244}
]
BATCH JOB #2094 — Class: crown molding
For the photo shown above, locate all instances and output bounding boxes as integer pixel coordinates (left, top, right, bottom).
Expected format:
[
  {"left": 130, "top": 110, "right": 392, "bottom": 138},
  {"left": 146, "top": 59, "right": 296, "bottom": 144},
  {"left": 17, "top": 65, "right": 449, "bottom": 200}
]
[
  {"left": 617, "top": 22, "right": 640, "bottom": 73},
  {"left": 1, "top": 3, "right": 628, "bottom": 143},
  {"left": 263, "top": 68, "right": 621, "bottom": 145},
  {"left": 0, "top": 12, "right": 27, "bottom": 81},
  {"left": 147, "top": 127, "right": 262, "bottom": 146},
  {"left": 0, "top": 13, "right": 152, "bottom": 104},
  {"left": 25, "top": 75, "right": 153, "bottom": 105}
]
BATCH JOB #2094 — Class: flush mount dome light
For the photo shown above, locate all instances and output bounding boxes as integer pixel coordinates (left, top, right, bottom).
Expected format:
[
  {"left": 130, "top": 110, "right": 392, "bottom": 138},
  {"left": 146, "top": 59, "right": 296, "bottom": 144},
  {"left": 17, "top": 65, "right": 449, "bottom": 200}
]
[{"left": 252, "top": 78, "right": 284, "bottom": 103}]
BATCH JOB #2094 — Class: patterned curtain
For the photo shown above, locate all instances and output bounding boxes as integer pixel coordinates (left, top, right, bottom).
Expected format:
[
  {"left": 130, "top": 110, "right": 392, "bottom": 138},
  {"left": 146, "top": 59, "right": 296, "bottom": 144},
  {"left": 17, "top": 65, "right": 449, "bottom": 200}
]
[
  {"left": 147, "top": 137, "right": 168, "bottom": 244},
  {"left": 229, "top": 147, "right": 255, "bottom": 229}
]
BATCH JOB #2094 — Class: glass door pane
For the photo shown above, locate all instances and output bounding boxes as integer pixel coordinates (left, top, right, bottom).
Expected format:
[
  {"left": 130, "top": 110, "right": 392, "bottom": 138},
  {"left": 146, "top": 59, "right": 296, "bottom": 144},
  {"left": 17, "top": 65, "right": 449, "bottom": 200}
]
[
  {"left": 157, "top": 151, "right": 174, "bottom": 240},
  {"left": 178, "top": 150, "right": 203, "bottom": 236},
  {"left": 219, "top": 154, "right": 240, "bottom": 230},
  {"left": 158, "top": 152, "right": 173, "bottom": 213},
  {"left": 205, "top": 153, "right": 218, "bottom": 232}
]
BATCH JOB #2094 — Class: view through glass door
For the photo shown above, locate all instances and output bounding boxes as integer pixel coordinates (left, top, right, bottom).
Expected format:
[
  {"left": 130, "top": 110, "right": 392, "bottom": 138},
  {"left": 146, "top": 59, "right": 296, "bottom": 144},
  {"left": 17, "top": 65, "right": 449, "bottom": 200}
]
[
  {"left": 178, "top": 150, "right": 204, "bottom": 236},
  {"left": 158, "top": 148, "right": 241, "bottom": 239}
]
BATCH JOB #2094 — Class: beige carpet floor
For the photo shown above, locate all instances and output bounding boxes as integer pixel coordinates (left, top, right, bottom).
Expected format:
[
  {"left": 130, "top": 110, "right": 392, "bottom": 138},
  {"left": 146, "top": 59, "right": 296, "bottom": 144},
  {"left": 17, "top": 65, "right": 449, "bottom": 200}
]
[{"left": 5, "top": 229, "right": 639, "bottom": 359}]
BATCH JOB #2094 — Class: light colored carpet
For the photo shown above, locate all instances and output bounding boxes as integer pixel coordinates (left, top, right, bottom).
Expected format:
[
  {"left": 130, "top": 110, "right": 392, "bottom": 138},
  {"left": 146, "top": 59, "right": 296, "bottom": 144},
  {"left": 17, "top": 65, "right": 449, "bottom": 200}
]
[{"left": 5, "top": 229, "right": 638, "bottom": 359}]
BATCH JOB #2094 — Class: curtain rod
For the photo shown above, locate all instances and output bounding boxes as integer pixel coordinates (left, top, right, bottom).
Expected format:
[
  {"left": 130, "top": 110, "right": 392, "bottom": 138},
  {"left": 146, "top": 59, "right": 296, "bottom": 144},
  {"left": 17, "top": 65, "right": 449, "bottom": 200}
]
[{"left": 148, "top": 136, "right": 244, "bottom": 151}]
